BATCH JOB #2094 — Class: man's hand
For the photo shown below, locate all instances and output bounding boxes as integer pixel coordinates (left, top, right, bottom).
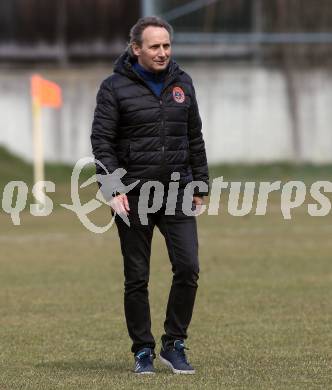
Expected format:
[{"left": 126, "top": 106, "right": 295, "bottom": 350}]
[
  {"left": 110, "top": 193, "right": 130, "bottom": 216},
  {"left": 193, "top": 196, "right": 204, "bottom": 215}
]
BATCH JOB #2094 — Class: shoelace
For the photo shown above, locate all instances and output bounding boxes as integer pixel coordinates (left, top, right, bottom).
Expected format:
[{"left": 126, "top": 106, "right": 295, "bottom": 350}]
[
  {"left": 136, "top": 351, "right": 153, "bottom": 367},
  {"left": 174, "top": 345, "right": 190, "bottom": 365}
]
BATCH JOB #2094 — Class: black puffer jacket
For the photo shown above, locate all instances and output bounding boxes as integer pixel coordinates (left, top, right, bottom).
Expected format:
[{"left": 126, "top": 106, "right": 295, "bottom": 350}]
[{"left": 91, "top": 51, "right": 209, "bottom": 196}]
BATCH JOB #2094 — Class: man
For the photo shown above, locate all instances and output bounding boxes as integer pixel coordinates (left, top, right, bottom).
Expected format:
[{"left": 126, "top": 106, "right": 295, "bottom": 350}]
[{"left": 91, "top": 16, "right": 209, "bottom": 374}]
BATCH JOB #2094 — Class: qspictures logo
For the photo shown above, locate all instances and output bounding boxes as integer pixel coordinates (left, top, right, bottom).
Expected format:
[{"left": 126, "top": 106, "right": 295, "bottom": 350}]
[{"left": 1, "top": 157, "right": 332, "bottom": 234}]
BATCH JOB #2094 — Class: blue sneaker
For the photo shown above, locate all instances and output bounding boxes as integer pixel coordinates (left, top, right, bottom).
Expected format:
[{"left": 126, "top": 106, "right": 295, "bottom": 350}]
[
  {"left": 134, "top": 348, "right": 155, "bottom": 374},
  {"left": 159, "top": 340, "right": 195, "bottom": 374}
]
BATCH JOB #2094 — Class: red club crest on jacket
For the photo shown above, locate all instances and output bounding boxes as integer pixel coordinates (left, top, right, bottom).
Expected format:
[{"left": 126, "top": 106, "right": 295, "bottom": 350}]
[{"left": 172, "top": 86, "right": 185, "bottom": 103}]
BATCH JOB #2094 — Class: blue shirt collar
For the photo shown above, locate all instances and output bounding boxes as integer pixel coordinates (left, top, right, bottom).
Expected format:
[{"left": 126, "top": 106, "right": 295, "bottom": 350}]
[{"left": 133, "top": 61, "right": 167, "bottom": 82}]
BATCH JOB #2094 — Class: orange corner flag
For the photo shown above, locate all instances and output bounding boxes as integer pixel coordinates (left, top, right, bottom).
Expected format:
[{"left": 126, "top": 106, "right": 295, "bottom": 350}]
[{"left": 31, "top": 74, "right": 62, "bottom": 108}]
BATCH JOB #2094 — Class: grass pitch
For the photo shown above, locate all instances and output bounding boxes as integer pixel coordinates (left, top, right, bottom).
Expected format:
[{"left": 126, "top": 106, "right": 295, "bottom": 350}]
[{"left": 0, "top": 148, "right": 332, "bottom": 389}]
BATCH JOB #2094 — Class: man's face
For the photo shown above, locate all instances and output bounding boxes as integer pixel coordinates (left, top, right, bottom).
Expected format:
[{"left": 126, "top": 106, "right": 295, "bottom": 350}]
[{"left": 132, "top": 26, "right": 171, "bottom": 73}]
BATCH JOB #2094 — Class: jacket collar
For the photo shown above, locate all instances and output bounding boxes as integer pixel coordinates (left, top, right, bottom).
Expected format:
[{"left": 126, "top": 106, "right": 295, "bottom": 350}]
[{"left": 114, "top": 50, "right": 181, "bottom": 84}]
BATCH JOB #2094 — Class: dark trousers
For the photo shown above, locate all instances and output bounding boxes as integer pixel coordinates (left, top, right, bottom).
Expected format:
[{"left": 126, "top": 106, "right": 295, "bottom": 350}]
[{"left": 114, "top": 190, "right": 199, "bottom": 354}]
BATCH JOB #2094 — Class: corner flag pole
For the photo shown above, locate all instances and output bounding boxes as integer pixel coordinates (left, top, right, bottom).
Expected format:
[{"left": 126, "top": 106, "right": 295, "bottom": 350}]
[
  {"left": 30, "top": 74, "right": 62, "bottom": 208},
  {"left": 31, "top": 94, "right": 45, "bottom": 206}
]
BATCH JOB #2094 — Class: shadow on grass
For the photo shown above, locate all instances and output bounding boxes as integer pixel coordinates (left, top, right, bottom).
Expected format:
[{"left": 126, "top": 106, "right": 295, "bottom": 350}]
[{"left": 35, "top": 359, "right": 128, "bottom": 373}]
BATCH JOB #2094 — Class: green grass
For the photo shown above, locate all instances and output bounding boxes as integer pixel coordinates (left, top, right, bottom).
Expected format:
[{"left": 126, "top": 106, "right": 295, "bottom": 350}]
[
  {"left": 1, "top": 146, "right": 332, "bottom": 388},
  {"left": 0, "top": 145, "right": 94, "bottom": 207},
  {"left": 1, "top": 144, "right": 332, "bottom": 190},
  {"left": 209, "top": 162, "right": 332, "bottom": 183}
]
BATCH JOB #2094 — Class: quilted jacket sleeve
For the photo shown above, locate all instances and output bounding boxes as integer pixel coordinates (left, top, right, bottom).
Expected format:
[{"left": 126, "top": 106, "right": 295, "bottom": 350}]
[
  {"left": 91, "top": 79, "right": 120, "bottom": 178},
  {"left": 188, "top": 83, "right": 210, "bottom": 196}
]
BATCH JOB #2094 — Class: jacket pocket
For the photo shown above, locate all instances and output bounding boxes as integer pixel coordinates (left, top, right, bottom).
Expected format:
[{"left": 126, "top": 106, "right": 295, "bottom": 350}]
[
  {"left": 117, "top": 141, "right": 131, "bottom": 166},
  {"left": 185, "top": 140, "right": 191, "bottom": 164},
  {"left": 128, "top": 143, "right": 131, "bottom": 164}
]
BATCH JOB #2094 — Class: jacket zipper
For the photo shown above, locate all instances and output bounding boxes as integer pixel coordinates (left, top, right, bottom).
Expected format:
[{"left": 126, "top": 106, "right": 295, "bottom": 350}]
[
  {"left": 159, "top": 99, "right": 166, "bottom": 178},
  {"left": 128, "top": 64, "right": 178, "bottom": 180},
  {"left": 159, "top": 75, "right": 179, "bottom": 179}
]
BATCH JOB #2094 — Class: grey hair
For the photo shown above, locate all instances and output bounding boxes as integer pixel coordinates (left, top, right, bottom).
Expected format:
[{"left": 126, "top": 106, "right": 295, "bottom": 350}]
[{"left": 128, "top": 16, "right": 173, "bottom": 55}]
